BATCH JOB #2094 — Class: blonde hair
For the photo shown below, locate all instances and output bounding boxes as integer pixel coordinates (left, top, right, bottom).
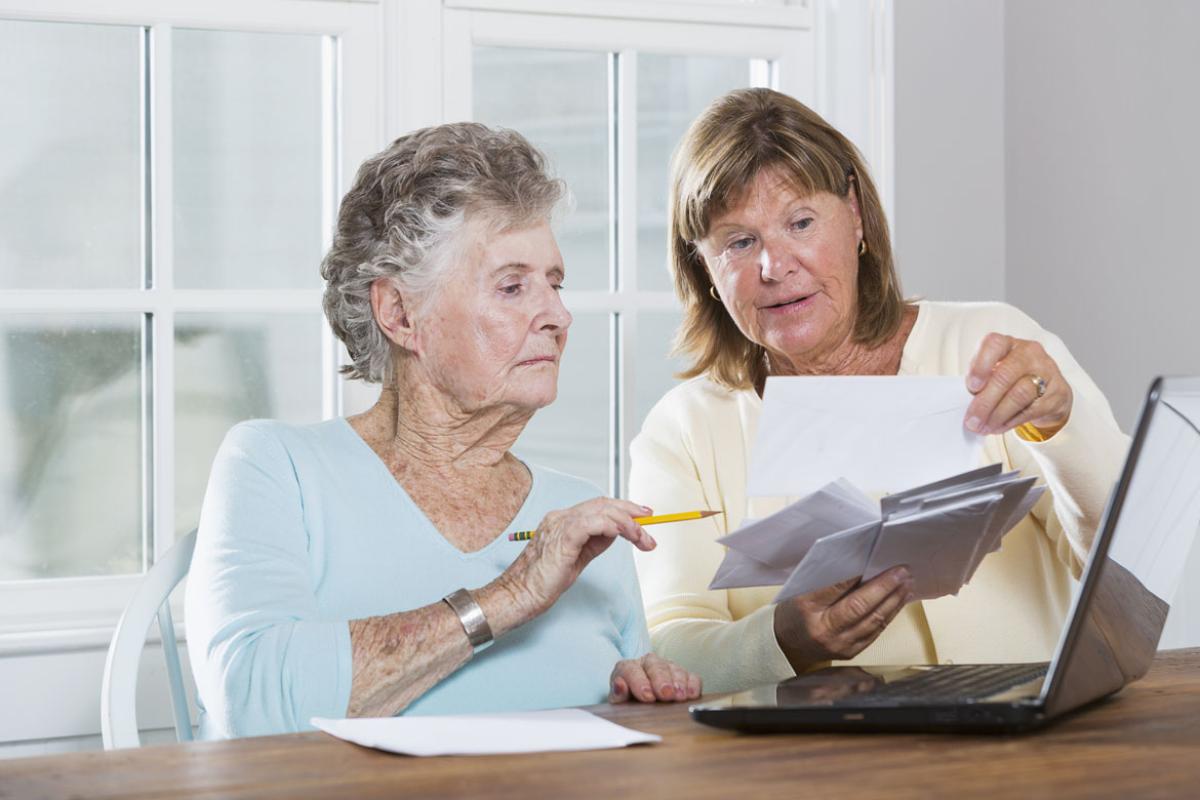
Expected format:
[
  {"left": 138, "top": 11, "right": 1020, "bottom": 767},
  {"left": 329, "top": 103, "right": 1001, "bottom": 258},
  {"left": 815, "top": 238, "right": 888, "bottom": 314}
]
[{"left": 669, "top": 88, "right": 904, "bottom": 390}]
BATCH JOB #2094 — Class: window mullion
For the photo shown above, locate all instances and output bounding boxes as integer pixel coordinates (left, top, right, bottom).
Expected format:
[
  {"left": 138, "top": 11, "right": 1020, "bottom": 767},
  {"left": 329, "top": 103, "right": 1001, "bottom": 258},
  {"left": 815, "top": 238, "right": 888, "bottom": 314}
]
[
  {"left": 149, "top": 22, "right": 176, "bottom": 564},
  {"left": 614, "top": 49, "right": 638, "bottom": 497}
]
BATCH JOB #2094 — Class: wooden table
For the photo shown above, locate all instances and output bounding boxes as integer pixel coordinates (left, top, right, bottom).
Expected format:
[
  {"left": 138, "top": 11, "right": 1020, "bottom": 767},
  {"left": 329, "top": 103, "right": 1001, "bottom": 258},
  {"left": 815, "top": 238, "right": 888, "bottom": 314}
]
[{"left": 4, "top": 648, "right": 1199, "bottom": 799}]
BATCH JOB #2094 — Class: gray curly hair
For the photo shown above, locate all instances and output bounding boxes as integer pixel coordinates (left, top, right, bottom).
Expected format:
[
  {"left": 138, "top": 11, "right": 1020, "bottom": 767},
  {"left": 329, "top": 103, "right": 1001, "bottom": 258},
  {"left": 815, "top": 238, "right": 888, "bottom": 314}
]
[{"left": 321, "top": 122, "right": 566, "bottom": 384}]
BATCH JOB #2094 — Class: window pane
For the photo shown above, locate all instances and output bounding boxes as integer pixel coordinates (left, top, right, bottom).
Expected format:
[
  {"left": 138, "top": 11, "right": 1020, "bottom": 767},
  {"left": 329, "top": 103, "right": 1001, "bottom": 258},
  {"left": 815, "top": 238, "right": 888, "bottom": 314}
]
[
  {"left": 515, "top": 313, "right": 610, "bottom": 492},
  {"left": 637, "top": 55, "right": 749, "bottom": 291},
  {"left": 173, "top": 29, "right": 326, "bottom": 289},
  {"left": 0, "top": 316, "right": 143, "bottom": 579},
  {"left": 474, "top": 47, "right": 611, "bottom": 291},
  {"left": 175, "top": 314, "right": 324, "bottom": 537},
  {"left": 0, "top": 20, "right": 142, "bottom": 289},
  {"left": 634, "top": 311, "right": 689, "bottom": 438}
]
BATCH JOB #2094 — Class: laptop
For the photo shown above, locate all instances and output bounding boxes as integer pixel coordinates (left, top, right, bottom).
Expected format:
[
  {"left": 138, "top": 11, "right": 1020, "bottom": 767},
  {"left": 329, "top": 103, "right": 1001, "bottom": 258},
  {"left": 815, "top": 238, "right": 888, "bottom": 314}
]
[{"left": 691, "top": 376, "right": 1200, "bottom": 733}]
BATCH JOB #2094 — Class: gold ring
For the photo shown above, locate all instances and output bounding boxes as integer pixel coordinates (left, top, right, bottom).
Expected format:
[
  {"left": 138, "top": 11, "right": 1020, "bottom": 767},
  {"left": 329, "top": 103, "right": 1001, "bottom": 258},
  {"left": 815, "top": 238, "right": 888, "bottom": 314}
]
[{"left": 1030, "top": 375, "right": 1047, "bottom": 398}]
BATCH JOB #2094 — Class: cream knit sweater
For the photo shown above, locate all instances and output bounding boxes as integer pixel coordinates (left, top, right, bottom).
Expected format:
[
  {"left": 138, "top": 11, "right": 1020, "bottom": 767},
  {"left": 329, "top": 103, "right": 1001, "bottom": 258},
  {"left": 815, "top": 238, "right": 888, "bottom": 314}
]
[{"left": 629, "top": 301, "right": 1129, "bottom": 693}]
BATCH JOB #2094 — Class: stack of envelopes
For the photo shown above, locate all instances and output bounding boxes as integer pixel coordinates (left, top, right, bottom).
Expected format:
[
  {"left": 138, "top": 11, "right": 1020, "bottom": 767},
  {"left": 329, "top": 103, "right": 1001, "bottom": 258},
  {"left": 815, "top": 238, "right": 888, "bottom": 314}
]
[{"left": 709, "top": 464, "right": 1046, "bottom": 601}]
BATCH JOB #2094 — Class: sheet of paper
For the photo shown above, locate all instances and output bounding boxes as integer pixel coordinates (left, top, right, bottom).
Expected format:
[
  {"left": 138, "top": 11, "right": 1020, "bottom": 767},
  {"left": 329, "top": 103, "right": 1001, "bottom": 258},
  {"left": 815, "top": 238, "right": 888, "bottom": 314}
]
[
  {"left": 863, "top": 494, "right": 1002, "bottom": 599},
  {"left": 311, "top": 709, "right": 660, "bottom": 757},
  {"left": 772, "top": 520, "right": 880, "bottom": 602},
  {"left": 717, "top": 479, "right": 878, "bottom": 567},
  {"left": 747, "top": 376, "right": 984, "bottom": 498}
]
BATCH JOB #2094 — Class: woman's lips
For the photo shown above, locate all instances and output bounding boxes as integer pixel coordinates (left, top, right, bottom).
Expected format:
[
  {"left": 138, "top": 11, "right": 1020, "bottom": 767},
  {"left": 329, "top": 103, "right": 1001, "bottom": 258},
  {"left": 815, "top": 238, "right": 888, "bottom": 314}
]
[
  {"left": 761, "top": 294, "right": 815, "bottom": 314},
  {"left": 517, "top": 356, "right": 558, "bottom": 366}
]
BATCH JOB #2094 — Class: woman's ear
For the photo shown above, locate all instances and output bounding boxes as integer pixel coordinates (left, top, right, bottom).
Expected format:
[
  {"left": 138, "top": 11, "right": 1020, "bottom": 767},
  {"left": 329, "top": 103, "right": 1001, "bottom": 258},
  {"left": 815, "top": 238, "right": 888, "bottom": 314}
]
[
  {"left": 846, "top": 179, "right": 865, "bottom": 243},
  {"left": 371, "top": 277, "right": 420, "bottom": 354}
]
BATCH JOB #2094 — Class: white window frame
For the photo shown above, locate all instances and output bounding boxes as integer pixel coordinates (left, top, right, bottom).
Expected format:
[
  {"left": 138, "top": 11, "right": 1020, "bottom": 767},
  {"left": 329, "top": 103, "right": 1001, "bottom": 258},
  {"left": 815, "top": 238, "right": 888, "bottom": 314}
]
[
  {"left": 438, "top": 2, "right": 824, "bottom": 497},
  {"left": 0, "top": 0, "right": 892, "bottom": 748},
  {"left": 0, "top": 0, "right": 382, "bottom": 662}
]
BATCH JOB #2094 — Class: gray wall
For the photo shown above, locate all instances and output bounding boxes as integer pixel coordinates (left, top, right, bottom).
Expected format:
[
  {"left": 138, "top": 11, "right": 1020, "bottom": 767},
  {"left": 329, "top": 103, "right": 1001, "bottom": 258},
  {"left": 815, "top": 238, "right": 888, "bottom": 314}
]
[
  {"left": 895, "top": 0, "right": 1200, "bottom": 648},
  {"left": 1005, "top": 0, "right": 1200, "bottom": 431},
  {"left": 1004, "top": 0, "right": 1200, "bottom": 649},
  {"left": 893, "top": 0, "right": 1005, "bottom": 302}
]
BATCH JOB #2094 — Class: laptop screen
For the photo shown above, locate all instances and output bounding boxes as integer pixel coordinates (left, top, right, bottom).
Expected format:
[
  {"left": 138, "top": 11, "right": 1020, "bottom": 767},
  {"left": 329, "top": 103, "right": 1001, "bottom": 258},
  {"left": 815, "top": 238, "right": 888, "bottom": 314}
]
[{"left": 1043, "top": 377, "right": 1200, "bottom": 715}]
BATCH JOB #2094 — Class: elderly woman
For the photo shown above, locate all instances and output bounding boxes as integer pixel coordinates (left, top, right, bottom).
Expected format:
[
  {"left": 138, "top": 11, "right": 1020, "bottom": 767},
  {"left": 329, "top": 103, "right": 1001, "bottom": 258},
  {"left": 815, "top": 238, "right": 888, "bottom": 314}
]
[
  {"left": 185, "top": 122, "right": 700, "bottom": 739},
  {"left": 629, "top": 88, "right": 1129, "bottom": 693}
]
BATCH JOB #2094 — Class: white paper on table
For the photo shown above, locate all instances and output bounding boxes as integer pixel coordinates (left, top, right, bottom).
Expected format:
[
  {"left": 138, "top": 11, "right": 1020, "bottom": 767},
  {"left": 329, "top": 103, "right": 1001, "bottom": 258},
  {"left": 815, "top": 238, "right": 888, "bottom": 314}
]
[
  {"left": 718, "top": 479, "right": 878, "bottom": 566},
  {"left": 863, "top": 494, "right": 1002, "bottom": 599},
  {"left": 773, "top": 520, "right": 880, "bottom": 602},
  {"left": 747, "top": 376, "right": 984, "bottom": 498},
  {"left": 311, "top": 709, "right": 660, "bottom": 757}
]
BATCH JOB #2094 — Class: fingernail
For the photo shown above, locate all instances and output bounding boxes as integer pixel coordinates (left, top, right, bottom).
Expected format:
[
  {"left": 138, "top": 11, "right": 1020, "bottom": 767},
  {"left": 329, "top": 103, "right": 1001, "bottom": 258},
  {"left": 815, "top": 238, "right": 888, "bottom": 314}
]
[
  {"left": 965, "top": 416, "right": 981, "bottom": 433},
  {"left": 675, "top": 683, "right": 685, "bottom": 696},
  {"left": 892, "top": 568, "right": 910, "bottom": 584},
  {"left": 660, "top": 684, "right": 674, "bottom": 699},
  {"left": 641, "top": 505, "right": 653, "bottom": 514},
  {"left": 967, "top": 376, "right": 984, "bottom": 392},
  {"left": 647, "top": 534, "right": 657, "bottom": 548},
  {"left": 905, "top": 592, "right": 916, "bottom": 603}
]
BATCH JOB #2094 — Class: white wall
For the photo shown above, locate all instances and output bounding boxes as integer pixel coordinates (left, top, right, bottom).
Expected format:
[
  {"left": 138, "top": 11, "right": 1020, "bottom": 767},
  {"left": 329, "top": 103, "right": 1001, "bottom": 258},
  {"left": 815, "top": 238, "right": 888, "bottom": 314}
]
[{"left": 893, "top": 0, "right": 1006, "bottom": 302}]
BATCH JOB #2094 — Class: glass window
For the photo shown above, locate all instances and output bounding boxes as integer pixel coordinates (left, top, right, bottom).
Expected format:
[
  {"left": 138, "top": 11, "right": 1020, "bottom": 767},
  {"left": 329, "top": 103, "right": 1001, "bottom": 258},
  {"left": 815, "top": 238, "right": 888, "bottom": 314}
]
[
  {"left": 174, "top": 314, "right": 325, "bottom": 538},
  {"left": 0, "top": 20, "right": 142, "bottom": 290},
  {"left": 515, "top": 312, "right": 611, "bottom": 492},
  {"left": 637, "top": 54, "right": 750, "bottom": 292},
  {"left": 634, "top": 311, "right": 689, "bottom": 438},
  {"left": 173, "top": 29, "right": 326, "bottom": 289},
  {"left": 473, "top": 47, "right": 612, "bottom": 292},
  {"left": 0, "top": 315, "right": 143, "bottom": 579}
]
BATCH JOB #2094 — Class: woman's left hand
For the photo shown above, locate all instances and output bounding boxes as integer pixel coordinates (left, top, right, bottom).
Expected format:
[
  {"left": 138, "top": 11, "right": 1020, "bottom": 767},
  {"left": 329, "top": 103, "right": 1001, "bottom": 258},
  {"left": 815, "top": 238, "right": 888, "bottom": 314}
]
[
  {"left": 964, "top": 332, "right": 1073, "bottom": 438},
  {"left": 608, "top": 653, "right": 702, "bottom": 704}
]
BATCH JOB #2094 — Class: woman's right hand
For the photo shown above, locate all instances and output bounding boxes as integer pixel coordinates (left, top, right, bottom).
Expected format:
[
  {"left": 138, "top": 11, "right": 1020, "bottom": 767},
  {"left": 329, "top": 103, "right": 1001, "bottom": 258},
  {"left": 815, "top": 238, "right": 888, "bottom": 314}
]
[
  {"left": 499, "top": 497, "right": 657, "bottom": 621},
  {"left": 772, "top": 566, "right": 913, "bottom": 670}
]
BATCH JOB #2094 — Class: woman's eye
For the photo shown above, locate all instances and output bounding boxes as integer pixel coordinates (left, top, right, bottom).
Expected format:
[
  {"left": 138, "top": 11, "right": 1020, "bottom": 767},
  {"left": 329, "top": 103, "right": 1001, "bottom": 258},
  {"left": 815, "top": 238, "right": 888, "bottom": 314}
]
[
  {"left": 552, "top": 283, "right": 564, "bottom": 292},
  {"left": 728, "top": 237, "right": 754, "bottom": 252},
  {"left": 500, "top": 284, "right": 522, "bottom": 295},
  {"left": 792, "top": 217, "right": 814, "bottom": 231}
]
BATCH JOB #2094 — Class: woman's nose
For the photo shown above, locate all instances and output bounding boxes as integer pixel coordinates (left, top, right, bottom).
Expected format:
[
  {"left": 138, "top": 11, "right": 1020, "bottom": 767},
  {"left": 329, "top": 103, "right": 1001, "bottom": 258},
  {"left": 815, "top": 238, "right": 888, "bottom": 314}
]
[
  {"left": 540, "top": 288, "right": 572, "bottom": 331},
  {"left": 759, "top": 238, "right": 798, "bottom": 282}
]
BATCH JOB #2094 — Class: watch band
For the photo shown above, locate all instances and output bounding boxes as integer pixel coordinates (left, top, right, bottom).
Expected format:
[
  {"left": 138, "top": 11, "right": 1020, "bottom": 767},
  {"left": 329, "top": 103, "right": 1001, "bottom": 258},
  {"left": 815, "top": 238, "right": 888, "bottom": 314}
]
[{"left": 443, "top": 588, "right": 494, "bottom": 654}]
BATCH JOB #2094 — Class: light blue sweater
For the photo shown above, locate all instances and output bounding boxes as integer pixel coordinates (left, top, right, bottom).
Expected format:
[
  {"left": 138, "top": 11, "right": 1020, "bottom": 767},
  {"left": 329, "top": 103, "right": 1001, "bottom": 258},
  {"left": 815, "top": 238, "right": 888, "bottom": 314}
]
[{"left": 184, "top": 418, "right": 650, "bottom": 740}]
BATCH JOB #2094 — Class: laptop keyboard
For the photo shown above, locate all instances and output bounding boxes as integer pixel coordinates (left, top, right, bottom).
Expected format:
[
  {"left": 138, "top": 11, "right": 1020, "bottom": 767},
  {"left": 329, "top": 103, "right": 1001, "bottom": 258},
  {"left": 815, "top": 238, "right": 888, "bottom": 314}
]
[{"left": 849, "top": 663, "right": 1048, "bottom": 705}]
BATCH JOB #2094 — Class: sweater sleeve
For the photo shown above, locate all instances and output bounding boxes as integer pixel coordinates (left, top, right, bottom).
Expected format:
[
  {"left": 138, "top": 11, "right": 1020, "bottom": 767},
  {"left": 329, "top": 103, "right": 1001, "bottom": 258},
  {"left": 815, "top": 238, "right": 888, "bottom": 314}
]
[
  {"left": 185, "top": 422, "right": 353, "bottom": 738},
  {"left": 628, "top": 394, "right": 796, "bottom": 693},
  {"left": 981, "top": 305, "right": 1130, "bottom": 577}
]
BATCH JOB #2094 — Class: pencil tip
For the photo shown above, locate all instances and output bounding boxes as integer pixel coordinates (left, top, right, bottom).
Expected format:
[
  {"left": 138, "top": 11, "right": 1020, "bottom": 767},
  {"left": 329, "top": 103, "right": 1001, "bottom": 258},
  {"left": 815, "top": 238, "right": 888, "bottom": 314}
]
[{"left": 699, "top": 510, "right": 721, "bottom": 518}]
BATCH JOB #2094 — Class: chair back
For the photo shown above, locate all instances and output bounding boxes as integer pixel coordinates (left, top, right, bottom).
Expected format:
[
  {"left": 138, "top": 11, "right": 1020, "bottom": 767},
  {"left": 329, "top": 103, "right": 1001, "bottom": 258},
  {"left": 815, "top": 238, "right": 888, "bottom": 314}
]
[{"left": 101, "top": 529, "right": 198, "bottom": 749}]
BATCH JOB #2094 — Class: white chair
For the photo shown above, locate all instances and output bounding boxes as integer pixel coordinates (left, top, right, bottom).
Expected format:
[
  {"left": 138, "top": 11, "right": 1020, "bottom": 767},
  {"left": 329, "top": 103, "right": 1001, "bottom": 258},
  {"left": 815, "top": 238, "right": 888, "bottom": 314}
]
[{"left": 101, "top": 529, "right": 198, "bottom": 749}]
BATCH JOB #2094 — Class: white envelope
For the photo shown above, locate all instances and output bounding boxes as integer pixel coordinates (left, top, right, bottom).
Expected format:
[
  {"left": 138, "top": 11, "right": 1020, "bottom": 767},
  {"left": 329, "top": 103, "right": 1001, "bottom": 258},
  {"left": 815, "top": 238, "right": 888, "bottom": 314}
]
[
  {"left": 773, "top": 520, "right": 880, "bottom": 602},
  {"left": 718, "top": 479, "right": 878, "bottom": 567},
  {"left": 709, "top": 548, "right": 793, "bottom": 590},
  {"left": 747, "top": 376, "right": 984, "bottom": 498},
  {"left": 863, "top": 494, "right": 1002, "bottom": 599}
]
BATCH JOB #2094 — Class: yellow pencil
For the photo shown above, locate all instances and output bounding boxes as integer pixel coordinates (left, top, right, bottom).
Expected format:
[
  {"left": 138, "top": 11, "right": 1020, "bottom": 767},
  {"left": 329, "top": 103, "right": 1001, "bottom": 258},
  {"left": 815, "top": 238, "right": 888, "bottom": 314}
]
[{"left": 507, "top": 510, "right": 720, "bottom": 541}]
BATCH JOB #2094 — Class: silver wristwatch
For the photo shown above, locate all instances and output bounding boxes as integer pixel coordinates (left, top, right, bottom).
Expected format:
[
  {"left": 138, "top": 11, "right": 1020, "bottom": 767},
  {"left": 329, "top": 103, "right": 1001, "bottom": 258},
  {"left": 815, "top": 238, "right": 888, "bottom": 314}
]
[{"left": 443, "top": 588, "right": 494, "bottom": 654}]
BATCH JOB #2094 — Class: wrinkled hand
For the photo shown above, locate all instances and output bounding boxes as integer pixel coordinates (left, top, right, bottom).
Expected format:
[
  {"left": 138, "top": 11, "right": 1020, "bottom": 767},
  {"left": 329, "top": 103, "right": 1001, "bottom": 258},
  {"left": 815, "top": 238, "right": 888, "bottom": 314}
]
[
  {"left": 502, "top": 497, "right": 656, "bottom": 619},
  {"left": 964, "top": 333, "right": 1073, "bottom": 438},
  {"left": 773, "top": 567, "right": 913, "bottom": 670},
  {"left": 609, "top": 653, "right": 702, "bottom": 704}
]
